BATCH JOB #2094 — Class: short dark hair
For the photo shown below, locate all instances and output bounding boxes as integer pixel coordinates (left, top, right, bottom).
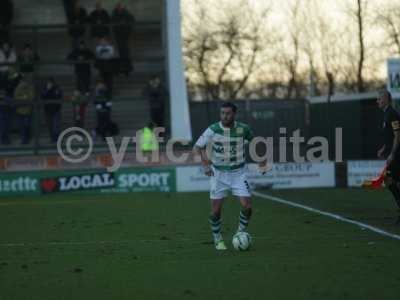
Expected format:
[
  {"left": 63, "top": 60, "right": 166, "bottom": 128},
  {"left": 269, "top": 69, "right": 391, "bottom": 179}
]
[
  {"left": 221, "top": 102, "right": 237, "bottom": 113},
  {"left": 378, "top": 90, "right": 392, "bottom": 102},
  {"left": 46, "top": 77, "right": 55, "bottom": 84}
]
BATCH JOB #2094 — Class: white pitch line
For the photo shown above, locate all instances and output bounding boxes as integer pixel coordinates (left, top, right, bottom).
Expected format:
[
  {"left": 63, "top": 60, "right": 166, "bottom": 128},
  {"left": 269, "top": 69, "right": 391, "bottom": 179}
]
[
  {"left": 252, "top": 191, "right": 400, "bottom": 241},
  {"left": 3, "top": 191, "right": 399, "bottom": 247}
]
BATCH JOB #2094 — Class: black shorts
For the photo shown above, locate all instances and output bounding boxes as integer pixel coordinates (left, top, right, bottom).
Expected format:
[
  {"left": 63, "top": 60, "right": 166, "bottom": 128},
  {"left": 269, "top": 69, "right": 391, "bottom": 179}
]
[{"left": 387, "top": 155, "right": 400, "bottom": 181}]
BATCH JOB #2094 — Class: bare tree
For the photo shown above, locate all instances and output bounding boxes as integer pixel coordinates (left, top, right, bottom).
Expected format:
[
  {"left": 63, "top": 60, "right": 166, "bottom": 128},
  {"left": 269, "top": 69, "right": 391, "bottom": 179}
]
[
  {"left": 314, "top": 8, "right": 344, "bottom": 96},
  {"left": 296, "top": 0, "right": 323, "bottom": 97},
  {"left": 343, "top": 0, "right": 368, "bottom": 93},
  {"left": 286, "top": 0, "right": 379, "bottom": 96},
  {"left": 183, "top": 0, "right": 384, "bottom": 100},
  {"left": 182, "top": 0, "right": 273, "bottom": 100},
  {"left": 278, "top": 0, "right": 305, "bottom": 99},
  {"left": 355, "top": 0, "right": 366, "bottom": 92},
  {"left": 376, "top": 3, "right": 400, "bottom": 55}
]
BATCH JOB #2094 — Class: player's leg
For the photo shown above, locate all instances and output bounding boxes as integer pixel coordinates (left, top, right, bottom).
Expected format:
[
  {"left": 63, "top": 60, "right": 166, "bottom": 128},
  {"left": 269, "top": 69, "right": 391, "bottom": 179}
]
[
  {"left": 231, "top": 170, "right": 252, "bottom": 232},
  {"left": 209, "top": 170, "right": 229, "bottom": 250},
  {"left": 209, "top": 198, "right": 224, "bottom": 242},
  {"left": 238, "top": 196, "right": 252, "bottom": 232},
  {"left": 386, "top": 159, "right": 400, "bottom": 223},
  {"left": 387, "top": 180, "right": 400, "bottom": 207}
]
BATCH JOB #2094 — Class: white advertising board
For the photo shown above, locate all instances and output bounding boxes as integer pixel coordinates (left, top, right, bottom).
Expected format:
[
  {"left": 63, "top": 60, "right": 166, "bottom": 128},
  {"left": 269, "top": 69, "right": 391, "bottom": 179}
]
[
  {"left": 347, "top": 160, "right": 385, "bottom": 187},
  {"left": 177, "top": 162, "right": 336, "bottom": 192}
]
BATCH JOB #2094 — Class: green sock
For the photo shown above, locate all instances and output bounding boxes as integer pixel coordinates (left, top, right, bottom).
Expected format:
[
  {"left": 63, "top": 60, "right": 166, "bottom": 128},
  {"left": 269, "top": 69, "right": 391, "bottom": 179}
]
[
  {"left": 209, "top": 214, "right": 222, "bottom": 242},
  {"left": 238, "top": 209, "right": 251, "bottom": 232}
]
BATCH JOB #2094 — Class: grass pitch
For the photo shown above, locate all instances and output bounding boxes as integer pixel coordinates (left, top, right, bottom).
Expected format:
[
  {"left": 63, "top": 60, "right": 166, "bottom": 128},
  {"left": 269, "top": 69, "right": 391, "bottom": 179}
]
[{"left": 0, "top": 188, "right": 400, "bottom": 300}]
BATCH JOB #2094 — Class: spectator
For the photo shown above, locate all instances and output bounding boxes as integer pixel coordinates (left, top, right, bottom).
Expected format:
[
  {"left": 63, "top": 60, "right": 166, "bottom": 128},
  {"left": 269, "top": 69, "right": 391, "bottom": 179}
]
[
  {"left": 92, "top": 80, "right": 118, "bottom": 139},
  {"left": 63, "top": 0, "right": 75, "bottom": 23},
  {"left": 68, "top": 1, "right": 88, "bottom": 49},
  {"left": 18, "top": 43, "right": 40, "bottom": 78},
  {"left": 71, "top": 89, "right": 88, "bottom": 128},
  {"left": 139, "top": 122, "right": 159, "bottom": 152},
  {"left": 67, "top": 41, "right": 94, "bottom": 94},
  {"left": 88, "top": 1, "right": 110, "bottom": 39},
  {"left": 41, "top": 78, "right": 63, "bottom": 143},
  {"left": 95, "top": 37, "right": 116, "bottom": 96},
  {"left": 0, "top": 0, "right": 13, "bottom": 44},
  {"left": 144, "top": 75, "right": 166, "bottom": 127},
  {"left": 14, "top": 78, "right": 35, "bottom": 144},
  {"left": 0, "top": 91, "right": 11, "bottom": 145},
  {"left": 5, "top": 66, "right": 22, "bottom": 98},
  {"left": 0, "top": 67, "right": 22, "bottom": 144},
  {"left": 0, "top": 42, "right": 17, "bottom": 89},
  {"left": 112, "top": 2, "right": 135, "bottom": 76}
]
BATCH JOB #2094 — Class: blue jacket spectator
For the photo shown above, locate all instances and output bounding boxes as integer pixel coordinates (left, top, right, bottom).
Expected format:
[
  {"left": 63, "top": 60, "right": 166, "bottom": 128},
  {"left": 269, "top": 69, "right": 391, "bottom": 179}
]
[
  {"left": 18, "top": 43, "right": 40, "bottom": 76},
  {"left": 112, "top": 2, "right": 135, "bottom": 76},
  {"left": 93, "top": 80, "right": 118, "bottom": 139},
  {"left": 68, "top": 1, "right": 88, "bottom": 48},
  {"left": 41, "top": 78, "right": 63, "bottom": 143},
  {"left": 67, "top": 41, "right": 94, "bottom": 93},
  {"left": 0, "top": 67, "right": 21, "bottom": 144},
  {"left": 89, "top": 1, "right": 110, "bottom": 39}
]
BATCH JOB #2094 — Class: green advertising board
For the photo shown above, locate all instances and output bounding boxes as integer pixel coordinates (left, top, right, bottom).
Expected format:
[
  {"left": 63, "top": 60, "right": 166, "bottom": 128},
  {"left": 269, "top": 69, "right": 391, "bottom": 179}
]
[
  {"left": 107, "top": 167, "right": 176, "bottom": 193},
  {"left": 0, "top": 167, "right": 176, "bottom": 196}
]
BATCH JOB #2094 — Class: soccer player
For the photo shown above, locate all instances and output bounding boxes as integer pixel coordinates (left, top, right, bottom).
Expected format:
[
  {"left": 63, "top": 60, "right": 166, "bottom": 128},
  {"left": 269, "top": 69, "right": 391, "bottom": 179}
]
[
  {"left": 377, "top": 90, "right": 400, "bottom": 223},
  {"left": 193, "top": 102, "right": 267, "bottom": 250}
]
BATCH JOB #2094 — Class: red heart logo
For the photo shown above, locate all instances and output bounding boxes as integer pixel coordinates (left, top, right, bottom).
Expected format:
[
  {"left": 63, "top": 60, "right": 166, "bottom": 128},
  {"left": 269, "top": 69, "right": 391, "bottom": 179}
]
[{"left": 41, "top": 179, "right": 57, "bottom": 193}]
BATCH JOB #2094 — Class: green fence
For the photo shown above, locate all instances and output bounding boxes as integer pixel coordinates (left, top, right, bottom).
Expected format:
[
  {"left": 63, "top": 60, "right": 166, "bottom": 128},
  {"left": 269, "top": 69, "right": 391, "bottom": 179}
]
[
  {"left": 309, "top": 99, "right": 381, "bottom": 160},
  {"left": 0, "top": 166, "right": 176, "bottom": 196}
]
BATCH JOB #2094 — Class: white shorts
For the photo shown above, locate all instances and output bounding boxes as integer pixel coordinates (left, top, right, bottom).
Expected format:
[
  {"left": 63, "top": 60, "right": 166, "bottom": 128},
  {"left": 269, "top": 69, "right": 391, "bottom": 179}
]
[{"left": 210, "top": 166, "right": 251, "bottom": 200}]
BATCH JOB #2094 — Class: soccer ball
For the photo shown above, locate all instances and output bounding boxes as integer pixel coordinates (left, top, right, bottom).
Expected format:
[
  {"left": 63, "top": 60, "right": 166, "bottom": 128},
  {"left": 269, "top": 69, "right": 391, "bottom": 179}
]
[{"left": 232, "top": 232, "right": 252, "bottom": 251}]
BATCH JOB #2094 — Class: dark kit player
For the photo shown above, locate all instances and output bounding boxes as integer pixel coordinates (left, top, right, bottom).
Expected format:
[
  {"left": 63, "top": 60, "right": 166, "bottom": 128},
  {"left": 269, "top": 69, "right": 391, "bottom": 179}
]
[{"left": 377, "top": 90, "right": 400, "bottom": 223}]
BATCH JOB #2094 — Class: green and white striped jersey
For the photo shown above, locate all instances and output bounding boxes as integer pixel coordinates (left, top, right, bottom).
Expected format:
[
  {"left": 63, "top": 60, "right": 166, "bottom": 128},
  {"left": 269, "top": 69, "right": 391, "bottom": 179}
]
[{"left": 195, "top": 121, "right": 254, "bottom": 171}]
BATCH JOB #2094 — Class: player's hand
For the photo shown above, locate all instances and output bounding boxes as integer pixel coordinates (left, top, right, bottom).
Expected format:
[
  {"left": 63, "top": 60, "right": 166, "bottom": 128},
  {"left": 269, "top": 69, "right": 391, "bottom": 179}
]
[
  {"left": 205, "top": 169, "right": 214, "bottom": 177},
  {"left": 204, "top": 165, "right": 214, "bottom": 177},
  {"left": 377, "top": 147, "right": 385, "bottom": 159},
  {"left": 258, "top": 161, "right": 270, "bottom": 175},
  {"left": 202, "top": 161, "right": 214, "bottom": 176}
]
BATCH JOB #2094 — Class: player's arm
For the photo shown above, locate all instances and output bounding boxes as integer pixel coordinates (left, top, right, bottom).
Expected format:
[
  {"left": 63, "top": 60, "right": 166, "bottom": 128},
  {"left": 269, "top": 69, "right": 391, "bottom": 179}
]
[
  {"left": 193, "top": 146, "right": 213, "bottom": 176},
  {"left": 387, "top": 118, "right": 400, "bottom": 166},
  {"left": 193, "top": 128, "right": 214, "bottom": 176},
  {"left": 377, "top": 145, "right": 386, "bottom": 159},
  {"left": 245, "top": 126, "right": 269, "bottom": 174}
]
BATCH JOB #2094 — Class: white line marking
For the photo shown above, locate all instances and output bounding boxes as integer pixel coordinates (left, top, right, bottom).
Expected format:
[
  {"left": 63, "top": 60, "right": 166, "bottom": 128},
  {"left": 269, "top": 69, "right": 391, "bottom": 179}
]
[
  {"left": 252, "top": 191, "right": 400, "bottom": 241},
  {"left": 2, "top": 191, "right": 399, "bottom": 247}
]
